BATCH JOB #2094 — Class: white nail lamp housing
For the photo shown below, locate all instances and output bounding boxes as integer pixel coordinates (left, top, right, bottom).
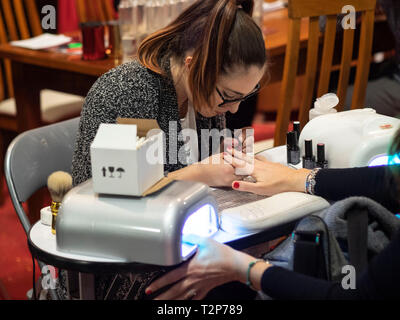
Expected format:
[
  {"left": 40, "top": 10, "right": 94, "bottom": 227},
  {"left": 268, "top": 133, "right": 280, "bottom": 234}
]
[
  {"left": 56, "top": 180, "right": 219, "bottom": 266},
  {"left": 299, "top": 108, "right": 400, "bottom": 168}
]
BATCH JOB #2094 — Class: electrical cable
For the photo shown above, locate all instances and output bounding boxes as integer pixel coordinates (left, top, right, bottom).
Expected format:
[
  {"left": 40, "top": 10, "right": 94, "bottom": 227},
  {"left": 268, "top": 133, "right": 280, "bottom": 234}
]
[{"left": 32, "top": 255, "right": 37, "bottom": 300}]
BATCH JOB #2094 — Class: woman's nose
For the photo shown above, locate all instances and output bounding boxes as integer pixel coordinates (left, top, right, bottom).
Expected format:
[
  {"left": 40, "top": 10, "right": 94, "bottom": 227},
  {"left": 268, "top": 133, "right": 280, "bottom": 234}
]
[{"left": 228, "top": 102, "right": 240, "bottom": 114}]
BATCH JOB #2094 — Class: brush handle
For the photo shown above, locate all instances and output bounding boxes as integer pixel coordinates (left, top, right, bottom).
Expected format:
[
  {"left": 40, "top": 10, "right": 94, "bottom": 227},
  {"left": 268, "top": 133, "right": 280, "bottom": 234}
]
[{"left": 51, "top": 201, "right": 61, "bottom": 235}]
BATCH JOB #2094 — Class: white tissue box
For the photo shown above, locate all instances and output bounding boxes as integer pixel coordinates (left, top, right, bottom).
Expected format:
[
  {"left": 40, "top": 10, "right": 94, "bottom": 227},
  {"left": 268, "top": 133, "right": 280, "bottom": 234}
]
[{"left": 90, "top": 119, "right": 164, "bottom": 196}]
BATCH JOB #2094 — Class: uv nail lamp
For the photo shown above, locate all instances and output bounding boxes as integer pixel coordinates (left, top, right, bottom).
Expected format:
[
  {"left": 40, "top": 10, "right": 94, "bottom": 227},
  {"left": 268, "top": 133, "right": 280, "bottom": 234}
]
[
  {"left": 299, "top": 108, "right": 400, "bottom": 168},
  {"left": 56, "top": 179, "right": 219, "bottom": 266}
]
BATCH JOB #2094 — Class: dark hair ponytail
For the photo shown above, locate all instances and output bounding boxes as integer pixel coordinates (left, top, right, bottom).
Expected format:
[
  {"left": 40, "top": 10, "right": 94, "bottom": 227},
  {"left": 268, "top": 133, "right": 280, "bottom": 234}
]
[{"left": 138, "top": 0, "right": 266, "bottom": 110}]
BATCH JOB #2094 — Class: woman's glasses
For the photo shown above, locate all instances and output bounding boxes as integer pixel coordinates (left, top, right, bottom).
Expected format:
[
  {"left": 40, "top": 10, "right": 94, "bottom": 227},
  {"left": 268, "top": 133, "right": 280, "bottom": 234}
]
[{"left": 216, "top": 83, "right": 260, "bottom": 107}]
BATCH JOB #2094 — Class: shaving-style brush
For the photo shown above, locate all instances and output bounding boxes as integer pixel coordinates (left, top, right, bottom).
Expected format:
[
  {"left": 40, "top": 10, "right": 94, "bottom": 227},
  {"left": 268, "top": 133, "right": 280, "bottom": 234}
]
[{"left": 47, "top": 171, "right": 73, "bottom": 235}]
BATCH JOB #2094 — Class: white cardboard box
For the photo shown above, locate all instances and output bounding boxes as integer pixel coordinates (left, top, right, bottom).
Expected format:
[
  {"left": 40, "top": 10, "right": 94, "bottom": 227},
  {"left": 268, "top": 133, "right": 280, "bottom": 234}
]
[{"left": 90, "top": 120, "right": 164, "bottom": 196}]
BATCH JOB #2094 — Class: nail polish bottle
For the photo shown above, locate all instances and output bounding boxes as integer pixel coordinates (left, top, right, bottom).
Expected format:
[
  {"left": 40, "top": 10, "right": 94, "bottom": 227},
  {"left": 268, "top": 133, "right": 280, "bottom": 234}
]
[
  {"left": 287, "top": 131, "right": 300, "bottom": 165},
  {"left": 302, "top": 139, "right": 315, "bottom": 169},
  {"left": 293, "top": 121, "right": 300, "bottom": 144},
  {"left": 316, "top": 143, "right": 328, "bottom": 168}
]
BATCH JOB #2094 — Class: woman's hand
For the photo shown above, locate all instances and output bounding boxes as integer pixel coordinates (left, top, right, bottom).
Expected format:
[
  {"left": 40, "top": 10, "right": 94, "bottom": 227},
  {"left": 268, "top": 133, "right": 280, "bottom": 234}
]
[
  {"left": 224, "top": 149, "right": 311, "bottom": 196},
  {"left": 168, "top": 153, "right": 243, "bottom": 187},
  {"left": 221, "top": 127, "right": 254, "bottom": 154},
  {"left": 145, "top": 236, "right": 255, "bottom": 300}
]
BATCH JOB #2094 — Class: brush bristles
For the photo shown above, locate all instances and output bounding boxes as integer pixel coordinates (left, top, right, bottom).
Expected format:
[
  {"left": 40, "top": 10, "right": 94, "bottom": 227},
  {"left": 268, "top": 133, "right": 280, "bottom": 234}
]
[{"left": 47, "top": 171, "right": 73, "bottom": 203}]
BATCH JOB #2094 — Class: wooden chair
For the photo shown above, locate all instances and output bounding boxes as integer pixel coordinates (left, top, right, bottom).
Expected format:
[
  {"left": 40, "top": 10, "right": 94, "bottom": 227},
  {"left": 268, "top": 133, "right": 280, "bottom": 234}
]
[
  {"left": 0, "top": 0, "right": 84, "bottom": 204},
  {"left": 75, "top": 0, "right": 115, "bottom": 23},
  {"left": 273, "top": 0, "right": 377, "bottom": 146}
]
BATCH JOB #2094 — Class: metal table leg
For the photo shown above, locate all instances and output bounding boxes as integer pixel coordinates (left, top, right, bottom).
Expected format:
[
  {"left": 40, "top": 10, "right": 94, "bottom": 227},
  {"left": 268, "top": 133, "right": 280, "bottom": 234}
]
[{"left": 79, "top": 273, "right": 96, "bottom": 300}]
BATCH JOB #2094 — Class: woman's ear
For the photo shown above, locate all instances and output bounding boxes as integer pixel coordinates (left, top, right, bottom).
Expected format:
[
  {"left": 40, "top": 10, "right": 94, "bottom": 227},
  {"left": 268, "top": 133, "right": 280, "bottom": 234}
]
[{"left": 184, "top": 56, "right": 193, "bottom": 69}]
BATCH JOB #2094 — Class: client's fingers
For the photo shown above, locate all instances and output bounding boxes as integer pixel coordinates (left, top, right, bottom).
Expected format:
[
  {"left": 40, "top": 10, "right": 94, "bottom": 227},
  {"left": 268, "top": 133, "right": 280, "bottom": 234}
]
[
  {"left": 242, "top": 135, "right": 254, "bottom": 150},
  {"left": 153, "top": 281, "right": 189, "bottom": 300},
  {"left": 145, "top": 263, "right": 188, "bottom": 295},
  {"left": 224, "top": 152, "right": 255, "bottom": 176},
  {"left": 222, "top": 137, "right": 239, "bottom": 150},
  {"left": 225, "top": 148, "right": 254, "bottom": 165},
  {"left": 232, "top": 181, "right": 263, "bottom": 194},
  {"left": 223, "top": 152, "right": 246, "bottom": 168}
]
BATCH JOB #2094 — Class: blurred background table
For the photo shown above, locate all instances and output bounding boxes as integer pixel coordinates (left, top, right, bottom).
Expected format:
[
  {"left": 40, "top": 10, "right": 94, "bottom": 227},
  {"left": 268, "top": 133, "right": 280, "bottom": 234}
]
[{"left": 0, "top": 43, "right": 116, "bottom": 132}]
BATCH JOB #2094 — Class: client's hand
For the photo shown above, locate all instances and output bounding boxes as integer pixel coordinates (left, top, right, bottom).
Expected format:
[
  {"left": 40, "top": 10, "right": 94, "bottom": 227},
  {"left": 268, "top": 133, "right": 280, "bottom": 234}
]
[
  {"left": 224, "top": 149, "right": 311, "bottom": 196},
  {"left": 221, "top": 127, "right": 254, "bottom": 154},
  {"left": 145, "top": 235, "right": 253, "bottom": 300},
  {"left": 168, "top": 153, "right": 243, "bottom": 187}
]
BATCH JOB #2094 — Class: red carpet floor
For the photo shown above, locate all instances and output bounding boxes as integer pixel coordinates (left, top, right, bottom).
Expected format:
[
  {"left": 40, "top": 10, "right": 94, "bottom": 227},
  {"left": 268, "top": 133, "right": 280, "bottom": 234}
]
[{"left": 0, "top": 179, "right": 41, "bottom": 300}]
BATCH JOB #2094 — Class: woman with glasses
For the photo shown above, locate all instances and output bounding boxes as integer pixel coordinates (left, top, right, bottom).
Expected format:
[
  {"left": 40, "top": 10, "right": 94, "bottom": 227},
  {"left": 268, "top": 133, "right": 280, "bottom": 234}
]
[
  {"left": 72, "top": 0, "right": 266, "bottom": 189},
  {"left": 66, "top": 0, "right": 267, "bottom": 300}
]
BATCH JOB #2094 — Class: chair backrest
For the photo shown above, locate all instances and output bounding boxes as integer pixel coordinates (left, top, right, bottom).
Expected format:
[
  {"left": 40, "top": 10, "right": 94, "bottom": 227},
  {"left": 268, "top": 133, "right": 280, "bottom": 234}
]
[
  {"left": 76, "top": 0, "right": 115, "bottom": 24},
  {"left": 273, "top": 0, "right": 377, "bottom": 146},
  {"left": 0, "top": 0, "right": 42, "bottom": 100},
  {"left": 4, "top": 117, "right": 80, "bottom": 235}
]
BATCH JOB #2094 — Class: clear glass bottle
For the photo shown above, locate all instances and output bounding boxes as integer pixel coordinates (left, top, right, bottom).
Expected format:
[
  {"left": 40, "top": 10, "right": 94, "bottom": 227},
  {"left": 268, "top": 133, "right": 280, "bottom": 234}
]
[
  {"left": 165, "top": 0, "right": 178, "bottom": 25},
  {"left": 134, "top": 0, "right": 147, "bottom": 46},
  {"left": 181, "top": 0, "right": 194, "bottom": 11},
  {"left": 145, "top": 0, "right": 157, "bottom": 34},
  {"left": 118, "top": 0, "right": 136, "bottom": 63},
  {"left": 157, "top": 0, "right": 170, "bottom": 30},
  {"left": 169, "top": 0, "right": 180, "bottom": 22},
  {"left": 175, "top": 0, "right": 184, "bottom": 19},
  {"left": 252, "top": 0, "right": 264, "bottom": 28}
]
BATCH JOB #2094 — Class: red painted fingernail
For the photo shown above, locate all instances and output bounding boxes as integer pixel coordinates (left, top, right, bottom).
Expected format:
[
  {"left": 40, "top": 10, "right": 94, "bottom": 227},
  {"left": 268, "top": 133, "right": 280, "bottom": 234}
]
[
  {"left": 145, "top": 288, "right": 152, "bottom": 295},
  {"left": 233, "top": 182, "right": 240, "bottom": 189},
  {"left": 227, "top": 146, "right": 232, "bottom": 151}
]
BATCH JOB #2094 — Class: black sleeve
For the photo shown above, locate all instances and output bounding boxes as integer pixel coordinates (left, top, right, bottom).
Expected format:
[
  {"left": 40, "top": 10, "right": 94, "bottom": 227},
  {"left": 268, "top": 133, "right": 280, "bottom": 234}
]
[
  {"left": 261, "top": 228, "right": 400, "bottom": 300},
  {"left": 313, "top": 165, "right": 400, "bottom": 213}
]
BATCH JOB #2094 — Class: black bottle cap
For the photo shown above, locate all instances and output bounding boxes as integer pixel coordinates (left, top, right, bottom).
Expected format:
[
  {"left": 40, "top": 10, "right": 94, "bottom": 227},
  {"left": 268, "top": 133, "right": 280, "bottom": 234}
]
[
  {"left": 304, "top": 139, "right": 313, "bottom": 158},
  {"left": 287, "top": 131, "right": 296, "bottom": 148},
  {"left": 293, "top": 121, "right": 300, "bottom": 132},
  {"left": 293, "top": 121, "right": 300, "bottom": 141},
  {"left": 317, "top": 143, "right": 325, "bottom": 162}
]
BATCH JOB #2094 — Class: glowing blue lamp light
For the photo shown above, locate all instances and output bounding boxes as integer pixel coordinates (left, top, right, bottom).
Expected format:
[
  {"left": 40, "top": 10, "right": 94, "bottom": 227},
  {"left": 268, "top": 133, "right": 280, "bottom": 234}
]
[
  {"left": 369, "top": 155, "right": 400, "bottom": 219},
  {"left": 388, "top": 154, "right": 400, "bottom": 166},
  {"left": 368, "top": 154, "right": 400, "bottom": 167},
  {"left": 368, "top": 155, "right": 390, "bottom": 167},
  {"left": 181, "top": 204, "right": 219, "bottom": 259}
]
